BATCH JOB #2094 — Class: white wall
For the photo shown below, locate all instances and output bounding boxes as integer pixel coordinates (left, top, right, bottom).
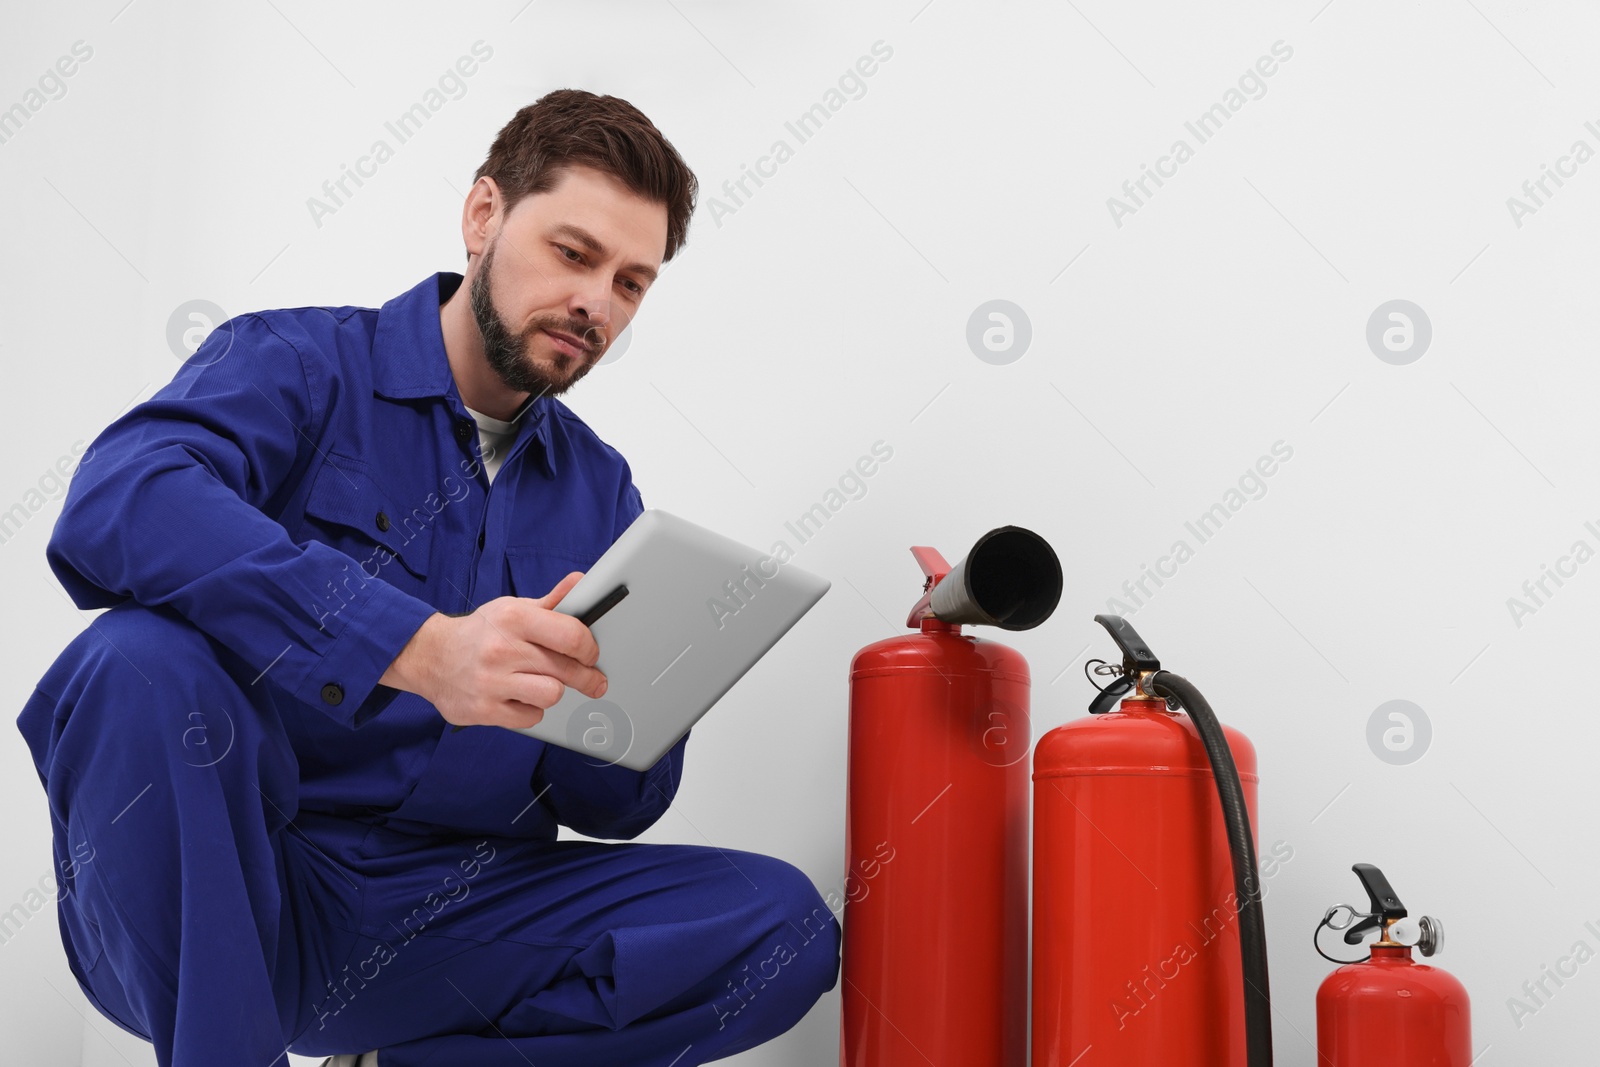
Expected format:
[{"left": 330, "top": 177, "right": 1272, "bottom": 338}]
[{"left": 2, "top": 0, "right": 1595, "bottom": 1063}]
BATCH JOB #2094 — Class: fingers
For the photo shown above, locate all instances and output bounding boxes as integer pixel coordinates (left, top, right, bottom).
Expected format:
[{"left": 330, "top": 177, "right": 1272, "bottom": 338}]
[
  {"left": 479, "top": 614, "right": 606, "bottom": 699},
  {"left": 534, "top": 570, "right": 585, "bottom": 609},
  {"left": 438, "top": 584, "right": 608, "bottom": 734},
  {"left": 507, "top": 654, "right": 607, "bottom": 703},
  {"left": 497, "top": 597, "right": 600, "bottom": 669},
  {"left": 445, "top": 650, "right": 605, "bottom": 730},
  {"left": 505, "top": 670, "right": 563, "bottom": 711}
]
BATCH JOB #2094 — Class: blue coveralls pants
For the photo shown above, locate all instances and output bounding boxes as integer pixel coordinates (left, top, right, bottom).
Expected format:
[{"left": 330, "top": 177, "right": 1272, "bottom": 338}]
[{"left": 17, "top": 602, "right": 841, "bottom": 1067}]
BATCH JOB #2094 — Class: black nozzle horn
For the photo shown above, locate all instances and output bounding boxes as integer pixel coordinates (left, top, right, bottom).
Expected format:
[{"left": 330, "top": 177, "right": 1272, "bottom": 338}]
[{"left": 928, "top": 526, "right": 1062, "bottom": 630}]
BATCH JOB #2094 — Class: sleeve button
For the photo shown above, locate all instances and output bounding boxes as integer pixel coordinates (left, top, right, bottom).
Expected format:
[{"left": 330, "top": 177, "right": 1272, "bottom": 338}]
[
  {"left": 375, "top": 511, "right": 390, "bottom": 532},
  {"left": 321, "top": 683, "right": 344, "bottom": 706}
]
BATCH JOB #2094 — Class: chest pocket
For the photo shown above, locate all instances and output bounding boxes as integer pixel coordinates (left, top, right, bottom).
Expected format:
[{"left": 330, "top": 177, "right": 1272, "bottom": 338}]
[
  {"left": 300, "top": 454, "right": 435, "bottom": 582},
  {"left": 504, "top": 544, "right": 603, "bottom": 601}
]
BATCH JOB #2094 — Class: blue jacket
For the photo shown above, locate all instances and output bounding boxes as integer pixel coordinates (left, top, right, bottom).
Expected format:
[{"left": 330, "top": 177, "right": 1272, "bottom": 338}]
[{"left": 44, "top": 271, "right": 687, "bottom": 841}]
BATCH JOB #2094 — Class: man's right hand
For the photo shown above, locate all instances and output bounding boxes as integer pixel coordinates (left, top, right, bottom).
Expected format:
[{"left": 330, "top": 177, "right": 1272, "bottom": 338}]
[{"left": 379, "top": 571, "right": 608, "bottom": 729}]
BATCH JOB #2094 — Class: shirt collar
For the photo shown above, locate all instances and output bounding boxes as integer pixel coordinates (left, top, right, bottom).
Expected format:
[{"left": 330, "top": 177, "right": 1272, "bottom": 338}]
[{"left": 372, "top": 271, "right": 558, "bottom": 478}]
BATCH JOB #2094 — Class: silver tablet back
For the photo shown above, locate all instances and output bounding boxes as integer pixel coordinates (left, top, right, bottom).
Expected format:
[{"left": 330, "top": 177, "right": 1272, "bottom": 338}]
[{"left": 512, "top": 509, "right": 831, "bottom": 772}]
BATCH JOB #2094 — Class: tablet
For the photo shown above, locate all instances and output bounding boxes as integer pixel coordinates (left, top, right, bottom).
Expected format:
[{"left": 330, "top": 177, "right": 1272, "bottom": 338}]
[{"left": 509, "top": 508, "right": 832, "bottom": 771}]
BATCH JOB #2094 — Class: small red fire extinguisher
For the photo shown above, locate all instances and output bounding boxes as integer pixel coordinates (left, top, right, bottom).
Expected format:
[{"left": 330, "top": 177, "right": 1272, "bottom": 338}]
[
  {"left": 839, "top": 527, "right": 1062, "bottom": 1067},
  {"left": 1315, "top": 863, "right": 1471, "bottom": 1065}
]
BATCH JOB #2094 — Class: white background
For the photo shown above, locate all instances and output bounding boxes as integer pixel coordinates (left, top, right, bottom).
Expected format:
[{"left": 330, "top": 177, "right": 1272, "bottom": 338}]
[{"left": 2, "top": 0, "right": 1597, "bottom": 1064}]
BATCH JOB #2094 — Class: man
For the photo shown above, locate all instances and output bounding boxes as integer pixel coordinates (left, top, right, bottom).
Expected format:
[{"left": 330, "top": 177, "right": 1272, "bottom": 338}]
[{"left": 17, "top": 89, "right": 840, "bottom": 1067}]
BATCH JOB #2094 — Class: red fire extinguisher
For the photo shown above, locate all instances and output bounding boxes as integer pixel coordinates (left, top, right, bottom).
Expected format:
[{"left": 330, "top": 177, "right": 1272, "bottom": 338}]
[
  {"left": 1033, "top": 615, "right": 1274, "bottom": 1066},
  {"left": 1315, "top": 863, "right": 1471, "bottom": 1065},
  {"left": 840, "top": 527, "right": 1062, "bottom": 1067}
]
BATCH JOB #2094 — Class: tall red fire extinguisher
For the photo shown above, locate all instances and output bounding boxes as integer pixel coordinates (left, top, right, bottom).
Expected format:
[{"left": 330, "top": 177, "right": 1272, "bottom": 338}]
[
  {"left": 840, "top": 527, "right": 1062, "bottom": 1067},
  {"left": 1315, "top": 863, "right": 1471, "bottom": 1065},
  {"left": 1032, "top": 615, "right": 1274, "bottom": 1066}
]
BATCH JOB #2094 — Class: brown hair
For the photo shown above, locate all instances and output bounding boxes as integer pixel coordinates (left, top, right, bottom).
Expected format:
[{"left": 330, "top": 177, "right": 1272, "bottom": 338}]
[{"left": 474, "top": 89, "right": 698, "bottom": 262}]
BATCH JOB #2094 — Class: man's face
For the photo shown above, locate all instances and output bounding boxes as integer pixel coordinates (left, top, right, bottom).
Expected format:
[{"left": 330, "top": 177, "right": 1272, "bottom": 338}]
[{"left": 469, "top": 164, "right": 668, "bottom": 400}]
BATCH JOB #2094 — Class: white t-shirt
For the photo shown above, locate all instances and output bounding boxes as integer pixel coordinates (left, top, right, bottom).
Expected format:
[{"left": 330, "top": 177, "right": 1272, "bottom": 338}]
[{"left": 464, "top": 404, "right": 521, "bottom": 484}]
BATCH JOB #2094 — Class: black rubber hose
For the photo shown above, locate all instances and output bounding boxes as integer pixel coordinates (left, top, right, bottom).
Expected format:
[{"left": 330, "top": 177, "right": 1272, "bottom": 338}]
[{"left": 1151, "top": 670, "right": 1273, "bottom": 1066}]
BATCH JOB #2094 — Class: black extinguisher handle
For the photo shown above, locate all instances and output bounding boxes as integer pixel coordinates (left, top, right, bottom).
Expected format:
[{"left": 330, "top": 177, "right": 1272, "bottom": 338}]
[
  {"left": 1352, "top": 863, "right": 1408, "bottom": 922},
  {"left": 1091, "top": 614, "right": 1161, "bottom": 674}
]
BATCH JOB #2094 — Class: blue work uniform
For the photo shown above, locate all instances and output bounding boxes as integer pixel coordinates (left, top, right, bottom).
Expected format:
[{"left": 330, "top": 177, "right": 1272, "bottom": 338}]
[{"left": 16, "top": 272, "right": 841, "bottom": 1067}]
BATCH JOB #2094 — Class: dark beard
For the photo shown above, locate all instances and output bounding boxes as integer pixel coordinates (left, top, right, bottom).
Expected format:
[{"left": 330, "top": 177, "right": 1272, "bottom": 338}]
[{"left": 469, "top": 238, "right": 602, "bottom": 399}]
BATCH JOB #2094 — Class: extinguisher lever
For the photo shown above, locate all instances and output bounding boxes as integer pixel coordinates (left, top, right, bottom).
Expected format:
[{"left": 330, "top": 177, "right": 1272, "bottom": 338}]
[
  {"left": 1092, "top": 614, "right": 1161, "bottom": 674},
  {"left": 1352, "top": 862, "right": 1408, "bottom": 924},
  {"left": 909, "top": 546, "right": 952, "bottom": 585}
]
